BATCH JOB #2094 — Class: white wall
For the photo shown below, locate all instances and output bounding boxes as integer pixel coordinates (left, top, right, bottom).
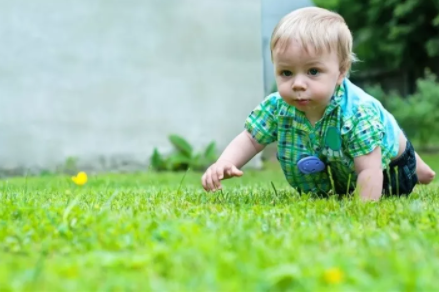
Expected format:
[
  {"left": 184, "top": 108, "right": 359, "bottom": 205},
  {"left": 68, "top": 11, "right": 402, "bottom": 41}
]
[{"left": 0, "top": 0, "right": 265, "bottom": 175}]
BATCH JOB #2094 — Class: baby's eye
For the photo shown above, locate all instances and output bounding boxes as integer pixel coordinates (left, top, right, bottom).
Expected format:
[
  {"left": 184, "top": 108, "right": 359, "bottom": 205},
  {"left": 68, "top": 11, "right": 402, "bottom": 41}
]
[
  {"left": 309, "top": 68, "right": 320, "bottom": 76},
  {"left": 281, "top": 70, "right": 292, "bottom": 77}
]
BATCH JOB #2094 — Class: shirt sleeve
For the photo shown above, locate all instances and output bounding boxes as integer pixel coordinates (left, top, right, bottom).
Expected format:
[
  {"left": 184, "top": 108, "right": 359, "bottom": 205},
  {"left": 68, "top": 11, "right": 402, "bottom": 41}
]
[
  {"left": 346, "top": 105, "right": 385, "bottom": 157},
  {"left": 244, "top": 94, "right": 279, "bottom": 145}
]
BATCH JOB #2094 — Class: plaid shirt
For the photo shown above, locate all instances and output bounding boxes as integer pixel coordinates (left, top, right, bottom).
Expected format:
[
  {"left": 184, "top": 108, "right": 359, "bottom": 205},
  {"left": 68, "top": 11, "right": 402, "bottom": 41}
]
[{"left": 245, "top": 79, "right": 401, "bottom": 195}]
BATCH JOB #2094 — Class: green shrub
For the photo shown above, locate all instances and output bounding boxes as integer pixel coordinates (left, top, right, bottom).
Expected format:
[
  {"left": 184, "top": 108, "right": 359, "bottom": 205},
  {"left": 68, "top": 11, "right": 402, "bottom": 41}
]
[
  {"left": 366, "top": 70, "right": 439, "bottom": 148},
  {"left": 401, "top": 71, "right": 439, "bottom": 146},
  {"left": 150, "top": 134, "right": 218, "bottom": 172}
]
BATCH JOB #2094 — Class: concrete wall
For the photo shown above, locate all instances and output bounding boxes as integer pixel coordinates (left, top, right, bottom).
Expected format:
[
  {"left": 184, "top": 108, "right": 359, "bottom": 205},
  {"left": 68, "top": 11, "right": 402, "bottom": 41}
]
[{"left": 0, "top": 0, "right": 265, "bottom": 175}]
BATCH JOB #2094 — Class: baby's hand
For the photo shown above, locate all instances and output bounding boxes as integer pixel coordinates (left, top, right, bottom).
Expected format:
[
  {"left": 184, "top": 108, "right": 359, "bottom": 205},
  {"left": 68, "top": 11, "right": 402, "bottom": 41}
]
[{"left": 201, "top": 160, "right": 243, "bottom": 192}]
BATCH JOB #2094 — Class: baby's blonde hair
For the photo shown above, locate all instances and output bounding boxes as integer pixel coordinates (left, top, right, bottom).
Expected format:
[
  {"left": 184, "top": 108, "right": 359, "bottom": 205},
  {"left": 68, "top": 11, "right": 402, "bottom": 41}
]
[{"left": 270, "top": 7, "right": 357, "bottom": 73}]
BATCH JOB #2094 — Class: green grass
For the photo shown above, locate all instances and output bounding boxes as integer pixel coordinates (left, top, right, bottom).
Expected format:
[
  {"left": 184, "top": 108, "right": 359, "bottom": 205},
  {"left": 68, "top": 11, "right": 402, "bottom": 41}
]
[{"left": 0, "top": 157, "right": 438, "bottom": 291}]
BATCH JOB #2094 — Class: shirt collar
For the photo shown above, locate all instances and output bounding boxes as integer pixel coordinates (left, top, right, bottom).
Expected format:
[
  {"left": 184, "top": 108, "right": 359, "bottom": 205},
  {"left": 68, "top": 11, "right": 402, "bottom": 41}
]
[{"left": 323, "top": 81, "right": 345, "bottom": 116}]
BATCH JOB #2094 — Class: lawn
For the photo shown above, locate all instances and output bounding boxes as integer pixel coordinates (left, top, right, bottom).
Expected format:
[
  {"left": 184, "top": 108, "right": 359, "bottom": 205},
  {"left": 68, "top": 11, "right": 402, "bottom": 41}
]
[{"left": 0, "top": 156, "right": 438, "bottom": 291}]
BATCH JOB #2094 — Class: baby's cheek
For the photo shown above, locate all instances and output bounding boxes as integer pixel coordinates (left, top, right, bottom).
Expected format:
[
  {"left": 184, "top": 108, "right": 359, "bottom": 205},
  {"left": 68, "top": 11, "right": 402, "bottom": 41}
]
[
  {"left": 277, "top": 84, "right": 291, "bottom": 98},
  {"left": 313, "top": 86, "right": 334, "bottom": 102}
]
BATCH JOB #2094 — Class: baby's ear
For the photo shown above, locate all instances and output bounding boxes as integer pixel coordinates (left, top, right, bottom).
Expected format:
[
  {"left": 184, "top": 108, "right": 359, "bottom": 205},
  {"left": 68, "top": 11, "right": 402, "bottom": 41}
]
[{"left": 337, "top": 68, "right": 347, "bottom": 84}]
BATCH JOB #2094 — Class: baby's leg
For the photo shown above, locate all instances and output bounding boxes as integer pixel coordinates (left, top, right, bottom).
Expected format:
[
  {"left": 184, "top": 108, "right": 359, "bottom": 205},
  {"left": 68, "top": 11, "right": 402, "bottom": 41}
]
[
  {"left": 397, "top": 131, "right": 435, "bottom": 185},
  {"left": 415, "top": 152, "right": 436, "bottom": 184}
]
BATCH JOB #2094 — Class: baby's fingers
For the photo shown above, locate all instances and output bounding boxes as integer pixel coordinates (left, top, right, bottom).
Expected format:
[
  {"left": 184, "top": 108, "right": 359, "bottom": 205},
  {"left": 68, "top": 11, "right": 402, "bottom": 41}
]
[
  {"left": 204, "top": 167, "right": 215, "bottom": 191},
  {"left": 225, "top": 165, "right": 243, "bottom": 177},
  {"left": 211, "top": 166, "right": 225, "bottom": 190},
  {"left": 201, "top": 171, "right": 209, "bottom": 191},
  {"left": 231, "top": 166, "right": 243, "bottom": 177}
]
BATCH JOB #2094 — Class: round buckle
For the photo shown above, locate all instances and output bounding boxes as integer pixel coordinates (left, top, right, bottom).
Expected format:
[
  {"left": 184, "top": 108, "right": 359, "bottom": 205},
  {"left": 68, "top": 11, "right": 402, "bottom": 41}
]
[{"left": 297, "top": 156, "right": 326, "bottom": 174}]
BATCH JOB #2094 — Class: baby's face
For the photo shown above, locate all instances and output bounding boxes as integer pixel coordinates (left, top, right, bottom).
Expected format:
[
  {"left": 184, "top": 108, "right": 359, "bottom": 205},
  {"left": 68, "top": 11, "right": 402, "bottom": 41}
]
[{"left": 273, "top": 39, "right": 345, "bottom": 120}]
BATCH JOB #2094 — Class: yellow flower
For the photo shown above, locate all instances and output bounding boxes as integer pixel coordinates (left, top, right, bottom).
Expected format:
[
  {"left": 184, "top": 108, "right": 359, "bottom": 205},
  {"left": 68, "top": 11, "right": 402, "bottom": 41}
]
[
  {"left": 72, "top": 171, "right": 88, "bottom": 186},
  {"left": 323, "top": 267, "right": 344, "bottom": 284}
]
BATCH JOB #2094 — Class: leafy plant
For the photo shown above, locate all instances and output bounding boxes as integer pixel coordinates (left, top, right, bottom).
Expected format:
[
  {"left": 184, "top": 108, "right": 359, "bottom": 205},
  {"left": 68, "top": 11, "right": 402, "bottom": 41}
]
[
  {"left": 314, "top": 0, "right": 439, "bottom": 76},
  {"left": 365, "top": 69, "right": 439, "bottom": 149},
  {"left": 399, "top": 70, "right": 439, "bottom": 147},
  {"left": 150, "top": 134, "right": 218, "bottom": 172}
]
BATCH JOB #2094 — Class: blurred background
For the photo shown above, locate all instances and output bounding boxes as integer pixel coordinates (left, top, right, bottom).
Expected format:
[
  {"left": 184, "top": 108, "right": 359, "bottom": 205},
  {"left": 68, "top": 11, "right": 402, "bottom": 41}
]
[{"left": 1, "top": 0, "right": 438, "bottom": 177}]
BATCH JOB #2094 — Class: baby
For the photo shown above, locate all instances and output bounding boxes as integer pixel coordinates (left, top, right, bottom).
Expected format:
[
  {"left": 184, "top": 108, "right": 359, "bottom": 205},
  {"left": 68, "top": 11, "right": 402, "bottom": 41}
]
[{"left": 201, "top": 7, "right": 435, "bottom": 200}]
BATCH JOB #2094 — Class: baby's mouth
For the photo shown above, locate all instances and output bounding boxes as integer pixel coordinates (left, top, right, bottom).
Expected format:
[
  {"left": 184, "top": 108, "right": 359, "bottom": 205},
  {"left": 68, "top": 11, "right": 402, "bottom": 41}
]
[{"left": 292, "top": 98, "right": 311, "bottom": 106}]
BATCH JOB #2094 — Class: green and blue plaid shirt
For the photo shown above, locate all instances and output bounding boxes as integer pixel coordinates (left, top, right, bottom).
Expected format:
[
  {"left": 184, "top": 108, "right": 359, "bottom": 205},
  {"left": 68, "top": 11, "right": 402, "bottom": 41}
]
[{"left": 245, "top": 78, "right": 402, "bottom": 195}]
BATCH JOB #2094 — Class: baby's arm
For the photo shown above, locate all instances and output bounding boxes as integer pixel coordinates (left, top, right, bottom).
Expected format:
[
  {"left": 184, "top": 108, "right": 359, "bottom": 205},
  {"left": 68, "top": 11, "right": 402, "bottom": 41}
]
[
  {"left": 354, "top": 146, "right": 384, "bottom": 201},
  {"left": 217, "top": 130, "right": 266, "bottom": 169},
  {"left": 347, "top": 105, "right": 386, "bottom": 201},
  {"left": 202, "top": 93, "right": 279, "bottom": 191},
  {"left": 201, "top": 130, "right": 265, "bottom": 191}
]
